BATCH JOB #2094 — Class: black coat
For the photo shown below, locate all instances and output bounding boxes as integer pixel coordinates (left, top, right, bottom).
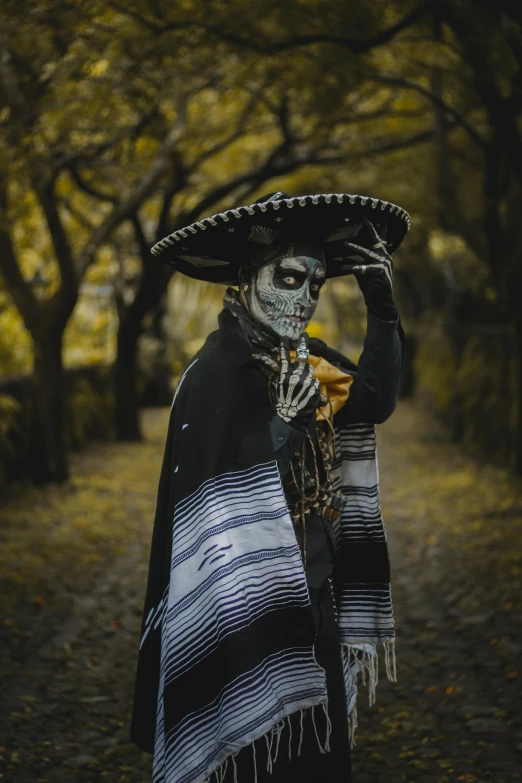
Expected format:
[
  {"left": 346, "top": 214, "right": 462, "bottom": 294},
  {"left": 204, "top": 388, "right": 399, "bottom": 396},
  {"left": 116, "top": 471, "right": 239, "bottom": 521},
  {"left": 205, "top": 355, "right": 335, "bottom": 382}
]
[{"left": 130, "top": 307, "right": 403, "bottom": 783}]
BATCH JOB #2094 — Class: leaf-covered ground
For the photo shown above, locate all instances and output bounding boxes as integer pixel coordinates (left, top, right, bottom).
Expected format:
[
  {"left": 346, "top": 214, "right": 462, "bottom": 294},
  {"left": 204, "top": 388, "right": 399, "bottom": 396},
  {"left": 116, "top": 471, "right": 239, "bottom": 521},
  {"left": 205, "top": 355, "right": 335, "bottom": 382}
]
[{"left": 0, "top": 403, "right": 521, "bottom": 783}]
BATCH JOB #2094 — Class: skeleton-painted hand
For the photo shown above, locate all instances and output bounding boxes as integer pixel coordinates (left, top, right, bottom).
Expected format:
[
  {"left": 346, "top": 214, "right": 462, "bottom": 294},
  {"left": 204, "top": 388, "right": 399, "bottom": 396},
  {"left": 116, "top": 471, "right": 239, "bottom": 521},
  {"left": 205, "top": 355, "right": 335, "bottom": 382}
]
[
  {"left": 340, "top": 216, "right": 397, "bottom": 320},
  {"left": 276, "top": 335, "right": 321, "bottom": 428}
]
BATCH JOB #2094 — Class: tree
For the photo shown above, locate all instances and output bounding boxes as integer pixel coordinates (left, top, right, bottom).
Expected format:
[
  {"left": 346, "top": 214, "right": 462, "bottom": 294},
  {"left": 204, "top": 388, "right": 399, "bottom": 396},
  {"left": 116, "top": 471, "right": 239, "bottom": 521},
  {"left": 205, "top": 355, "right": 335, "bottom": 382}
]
[
  {"left": 0, "top": 3, "right": 188, "bottom": 480},
  {"left": 3, "top": 0, "right": 518, "bottom": 481}
]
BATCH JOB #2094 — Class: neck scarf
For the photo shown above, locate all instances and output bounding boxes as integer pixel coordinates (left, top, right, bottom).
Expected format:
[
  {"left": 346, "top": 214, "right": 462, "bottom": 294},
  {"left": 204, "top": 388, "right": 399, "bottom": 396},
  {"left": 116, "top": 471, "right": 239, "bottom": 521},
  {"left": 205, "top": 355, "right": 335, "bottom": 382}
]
[
  {"left": 288, "top": 350, "right": 354, "bottom": 420},
  {"left": 223, "top": 286, "right": 280, "bottom": 354}
]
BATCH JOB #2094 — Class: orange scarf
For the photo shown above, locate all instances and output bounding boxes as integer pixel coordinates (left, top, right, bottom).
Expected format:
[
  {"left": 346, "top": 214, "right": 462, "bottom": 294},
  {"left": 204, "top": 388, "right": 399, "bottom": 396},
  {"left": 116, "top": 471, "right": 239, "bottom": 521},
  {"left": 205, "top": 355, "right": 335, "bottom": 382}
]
[{"left": 289, "top": 351, "right": 354, "bottom": 420}]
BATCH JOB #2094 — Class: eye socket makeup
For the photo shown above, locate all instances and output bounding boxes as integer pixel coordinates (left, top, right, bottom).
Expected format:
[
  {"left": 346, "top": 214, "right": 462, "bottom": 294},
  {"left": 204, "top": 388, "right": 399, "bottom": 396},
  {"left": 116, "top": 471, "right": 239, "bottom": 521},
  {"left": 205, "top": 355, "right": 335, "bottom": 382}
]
[{"left": 245, "top": 251, "right": 326, "bottom": 341}]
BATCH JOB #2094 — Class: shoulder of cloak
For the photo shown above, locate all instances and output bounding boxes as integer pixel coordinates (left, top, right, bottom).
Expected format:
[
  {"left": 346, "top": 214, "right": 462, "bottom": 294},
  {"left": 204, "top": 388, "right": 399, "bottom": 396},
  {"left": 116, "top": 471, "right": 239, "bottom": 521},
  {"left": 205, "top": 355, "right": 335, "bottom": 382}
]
[
  {"left": 167, "top": 308, "right": 277, "bottom": 502},
  {"left": 308, "top": 336, "right": 358, "bottom": 373}
]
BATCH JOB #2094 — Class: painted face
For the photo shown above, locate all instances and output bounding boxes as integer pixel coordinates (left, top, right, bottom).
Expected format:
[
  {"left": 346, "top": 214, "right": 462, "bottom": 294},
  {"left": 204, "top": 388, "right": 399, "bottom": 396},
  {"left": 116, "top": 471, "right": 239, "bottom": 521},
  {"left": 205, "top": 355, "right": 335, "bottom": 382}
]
[{"left": 246, "top": 253, "right": 326, "bottom": 341}]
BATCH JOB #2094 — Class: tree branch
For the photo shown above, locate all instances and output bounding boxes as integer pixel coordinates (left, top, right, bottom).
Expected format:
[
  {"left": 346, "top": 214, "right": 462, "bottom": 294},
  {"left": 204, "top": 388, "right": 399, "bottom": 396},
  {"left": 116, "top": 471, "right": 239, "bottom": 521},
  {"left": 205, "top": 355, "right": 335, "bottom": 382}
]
[
  {"left": 52, "top": 137, "right": 122, "bottom": 174},
  {"left": 173, "top": 2, "right": 437, "bottom": 53},
  {"left": 156, "top": 153, "right": 187, "bottom": 239},
  {"left": 34, "top": 180, "right": 78, "bottom": 293},
  {"left": 186, "top": 90, "right": 261, "bottom": 174},
  {"left": 323, "top": 125, "right": 442, "bottom": 159},
  {"left": 76, "top": 98, "right": 187, "bottom": 278},
  {"left": 59, "top": 195, "right": 95, "bottom": 231},
  {"left": 170, "top": 127, "right": 435, "bottom": 237},
  {"left": 107, "top": 0, "right": 168, "bottom": 32},
  {"left": 69, "top": 164, "right": 120, "bottom": 204},
  {"left": 131, "top": 212, "right": 149, "bottom": 258},
  {"left": 108, "top": 1, "right": 436, "bottom": 54},
  {"left": 371, "top": 74, "right": 486, "bottom": 147},
  {"left": 0, "top": 179, "right": 40, "bottom": 334}
]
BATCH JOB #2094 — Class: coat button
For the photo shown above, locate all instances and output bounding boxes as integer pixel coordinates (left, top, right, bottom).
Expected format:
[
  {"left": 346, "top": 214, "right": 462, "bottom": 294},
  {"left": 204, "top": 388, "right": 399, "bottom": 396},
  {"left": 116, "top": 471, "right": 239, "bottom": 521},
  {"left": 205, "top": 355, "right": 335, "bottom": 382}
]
[{"left": 277, "top": 436, "right": 284, "bottom": 442}]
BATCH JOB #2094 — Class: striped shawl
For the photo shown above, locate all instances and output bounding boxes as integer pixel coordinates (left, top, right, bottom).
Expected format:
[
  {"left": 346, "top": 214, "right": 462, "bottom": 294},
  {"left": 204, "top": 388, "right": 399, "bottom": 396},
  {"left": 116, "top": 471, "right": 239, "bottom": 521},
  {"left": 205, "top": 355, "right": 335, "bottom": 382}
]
[{"left": 130, "top": 308, "right": 396, "bottom": 783}]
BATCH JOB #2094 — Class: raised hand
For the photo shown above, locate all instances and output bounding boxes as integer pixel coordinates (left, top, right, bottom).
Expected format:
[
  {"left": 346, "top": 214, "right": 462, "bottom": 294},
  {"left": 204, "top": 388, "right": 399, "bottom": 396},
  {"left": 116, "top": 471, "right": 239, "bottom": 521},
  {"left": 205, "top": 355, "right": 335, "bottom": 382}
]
[
  {"left": 340, "top": 216, "right": 396, "bottom": 320},
  {"left": 276, "top": 335, "right": 321, "bottom": 428}
]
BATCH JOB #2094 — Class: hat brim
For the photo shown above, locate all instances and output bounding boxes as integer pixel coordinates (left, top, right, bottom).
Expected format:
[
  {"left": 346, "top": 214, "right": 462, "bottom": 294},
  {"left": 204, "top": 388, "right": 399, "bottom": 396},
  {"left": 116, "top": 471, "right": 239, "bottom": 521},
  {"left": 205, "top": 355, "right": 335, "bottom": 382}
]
[{"left": 151, "top": 193, "right": 411, "bottom": 285}]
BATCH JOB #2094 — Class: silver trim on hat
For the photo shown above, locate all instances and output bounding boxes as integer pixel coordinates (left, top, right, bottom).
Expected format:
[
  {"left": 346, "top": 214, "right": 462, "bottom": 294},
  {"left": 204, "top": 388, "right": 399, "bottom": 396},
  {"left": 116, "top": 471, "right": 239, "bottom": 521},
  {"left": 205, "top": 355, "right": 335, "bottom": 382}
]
[{"left": 150, "top": 193, "right": 411, "bottom": 257}]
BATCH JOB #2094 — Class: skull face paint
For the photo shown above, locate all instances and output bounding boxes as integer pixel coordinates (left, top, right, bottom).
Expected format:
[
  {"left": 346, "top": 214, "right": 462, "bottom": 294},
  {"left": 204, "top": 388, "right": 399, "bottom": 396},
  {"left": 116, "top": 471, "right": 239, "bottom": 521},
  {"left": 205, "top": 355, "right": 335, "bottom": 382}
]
[{"left": 245, "top": 250, "right": 326, "bottom": 341}]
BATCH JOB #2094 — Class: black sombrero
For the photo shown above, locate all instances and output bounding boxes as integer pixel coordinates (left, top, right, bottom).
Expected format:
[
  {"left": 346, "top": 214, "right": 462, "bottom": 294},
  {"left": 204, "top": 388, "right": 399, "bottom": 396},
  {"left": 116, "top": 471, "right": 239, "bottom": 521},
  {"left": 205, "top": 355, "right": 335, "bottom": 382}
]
[{"left": 151, "top": 191, "right": 411, "bottom": 284}]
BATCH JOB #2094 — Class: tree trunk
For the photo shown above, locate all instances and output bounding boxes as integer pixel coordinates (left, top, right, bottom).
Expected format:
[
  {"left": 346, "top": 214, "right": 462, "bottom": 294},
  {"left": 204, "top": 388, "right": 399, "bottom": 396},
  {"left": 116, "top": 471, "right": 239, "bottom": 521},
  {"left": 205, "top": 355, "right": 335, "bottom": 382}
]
[
  {"left": 114, "top": 250, "right": 172, "bottom": 441},
  {"left": 504, "top": 217, "right": 522, "bottom": 474},
  {"left": 511, "top": 321, "right": 522, "bottom": 475},
  {"left": 30, "top": 334, "right": 69, "bottom": 483},
  {"left": 115, "top": 312, "right": 142, "bottom": 441}
]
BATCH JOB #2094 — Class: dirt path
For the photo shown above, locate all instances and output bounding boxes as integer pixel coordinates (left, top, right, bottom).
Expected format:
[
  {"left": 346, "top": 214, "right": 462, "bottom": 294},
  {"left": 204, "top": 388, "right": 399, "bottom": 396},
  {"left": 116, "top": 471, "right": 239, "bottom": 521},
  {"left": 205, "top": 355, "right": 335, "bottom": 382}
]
[{"left": 1, "top": 403, "right": 521, "bottom": 783}]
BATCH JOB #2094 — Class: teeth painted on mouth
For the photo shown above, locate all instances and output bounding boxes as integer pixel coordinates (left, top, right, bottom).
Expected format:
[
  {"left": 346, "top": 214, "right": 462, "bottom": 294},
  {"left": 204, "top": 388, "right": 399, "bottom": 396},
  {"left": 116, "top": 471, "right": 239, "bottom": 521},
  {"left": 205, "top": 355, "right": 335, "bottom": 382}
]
[
  {"left": 261, "top": 306, "right": 310, "bottom": 321},
  {"left": 283, "top": 315, "right": 307, "bottom": 323},
  {"left": 264, "top": 311, "right": 307, "bottom": 323}
]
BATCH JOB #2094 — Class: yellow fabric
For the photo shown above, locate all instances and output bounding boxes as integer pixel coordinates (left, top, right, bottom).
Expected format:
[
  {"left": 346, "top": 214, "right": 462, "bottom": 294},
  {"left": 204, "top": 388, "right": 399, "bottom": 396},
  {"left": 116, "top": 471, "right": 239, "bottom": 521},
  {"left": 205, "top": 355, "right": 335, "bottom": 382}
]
[{"left": 289, "top": 351, "right": 354, "bottom": 420}]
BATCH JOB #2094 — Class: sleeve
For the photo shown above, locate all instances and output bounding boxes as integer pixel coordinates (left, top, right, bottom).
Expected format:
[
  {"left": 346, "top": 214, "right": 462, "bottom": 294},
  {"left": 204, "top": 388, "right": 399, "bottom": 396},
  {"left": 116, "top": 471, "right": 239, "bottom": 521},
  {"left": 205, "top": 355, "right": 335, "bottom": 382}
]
[{"left": 333, "top": 308, "right": 405, "bottom": 426}]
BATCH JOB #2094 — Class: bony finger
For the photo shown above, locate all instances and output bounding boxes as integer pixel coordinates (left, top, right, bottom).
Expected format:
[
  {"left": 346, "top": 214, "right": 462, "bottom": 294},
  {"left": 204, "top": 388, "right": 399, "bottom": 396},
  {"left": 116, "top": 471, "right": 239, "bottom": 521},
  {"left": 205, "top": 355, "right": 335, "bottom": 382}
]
[
  {"left": 295, "top": 384, "right": 316, "bottom": 411},
  {"left": 279, "top": 338, "right": 290, "bottom": 371},
  {"left": 297, "top": 331, "right": 309, "bottom": 349},
  {"left": 299, "top": 378, "right": 319, "bottom": 407},
  {"left": 301, "top": 379, "right": 321, "bottom": 409},
  {"left": 361, "top": 215, "right": 380, "bottom": 242},
  {"left": 303, "top": 359, "right": 314, "bottom": 378},
  {"left": 292, "top": 372, "right": 313, "bottom": 407},
  {"left": 339, "top": 264, "right": 365, "bottom": 274},
  {"left": 344, "top": 241, "right": 369, "bottom": 254}
]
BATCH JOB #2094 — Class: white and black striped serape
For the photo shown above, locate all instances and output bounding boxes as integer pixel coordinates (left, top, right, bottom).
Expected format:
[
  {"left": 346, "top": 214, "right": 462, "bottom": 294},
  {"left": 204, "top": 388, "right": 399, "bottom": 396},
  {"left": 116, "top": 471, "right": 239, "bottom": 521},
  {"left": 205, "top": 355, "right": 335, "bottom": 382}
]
[{"left": 130, "top": 309, "right": 396, "bottom": 783}]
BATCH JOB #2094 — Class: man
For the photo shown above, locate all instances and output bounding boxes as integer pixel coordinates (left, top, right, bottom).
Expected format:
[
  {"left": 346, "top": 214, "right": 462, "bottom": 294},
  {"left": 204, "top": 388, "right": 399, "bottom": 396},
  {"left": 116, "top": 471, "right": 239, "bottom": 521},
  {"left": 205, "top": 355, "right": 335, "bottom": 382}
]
[{"left": 131, "top": 192, "right": 409, "bottom": 783}]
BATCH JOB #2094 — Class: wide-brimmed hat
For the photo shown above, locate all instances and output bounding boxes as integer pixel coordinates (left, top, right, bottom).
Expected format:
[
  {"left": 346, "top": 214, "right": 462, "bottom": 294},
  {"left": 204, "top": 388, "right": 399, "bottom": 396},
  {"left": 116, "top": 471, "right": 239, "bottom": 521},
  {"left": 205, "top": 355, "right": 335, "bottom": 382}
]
[{"left": 150, "top": 191, "right": 411, "bottom": 284}]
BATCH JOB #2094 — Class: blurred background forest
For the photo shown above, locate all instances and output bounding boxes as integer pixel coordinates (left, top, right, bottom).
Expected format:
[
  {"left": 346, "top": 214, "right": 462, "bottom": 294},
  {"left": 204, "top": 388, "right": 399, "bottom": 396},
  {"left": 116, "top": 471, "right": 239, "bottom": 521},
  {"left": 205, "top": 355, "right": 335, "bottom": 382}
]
[{"left": 1, "top": 0, "right": 521, "bottom": 487}]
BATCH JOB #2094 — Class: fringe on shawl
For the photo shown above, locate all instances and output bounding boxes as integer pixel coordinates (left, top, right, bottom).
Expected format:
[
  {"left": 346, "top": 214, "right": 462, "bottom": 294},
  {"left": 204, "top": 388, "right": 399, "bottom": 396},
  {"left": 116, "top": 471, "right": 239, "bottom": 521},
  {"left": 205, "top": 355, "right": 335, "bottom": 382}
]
[
  {"left": 203, "top": 701, "right": 333, "bottom": 783},
  {"left": 202, "top": 641, "right": 397, "bottom": 782},
  {"left": 344, "top": 640, "right": 397, "bottom": 749}
]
